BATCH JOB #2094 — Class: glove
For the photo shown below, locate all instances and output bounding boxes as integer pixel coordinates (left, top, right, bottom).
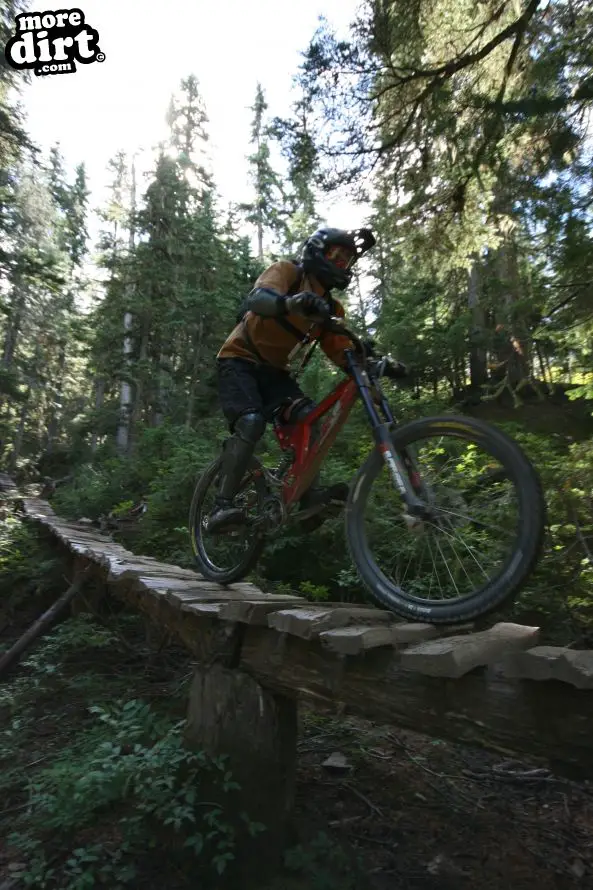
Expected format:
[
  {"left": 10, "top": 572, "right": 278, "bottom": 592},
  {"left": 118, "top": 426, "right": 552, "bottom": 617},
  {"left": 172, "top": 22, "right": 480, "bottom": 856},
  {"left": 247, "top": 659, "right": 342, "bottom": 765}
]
[
  {"left": 285, "top": 291, "right": 331, "bottom": 320},
  {"left": 376, "top": 356, "right": 408, "bottom": 379}
]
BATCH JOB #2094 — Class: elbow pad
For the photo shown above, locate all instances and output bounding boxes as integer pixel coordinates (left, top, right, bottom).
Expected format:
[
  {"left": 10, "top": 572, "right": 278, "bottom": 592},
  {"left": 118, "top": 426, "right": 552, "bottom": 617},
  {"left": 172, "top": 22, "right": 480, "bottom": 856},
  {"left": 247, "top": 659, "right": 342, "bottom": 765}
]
[{"left": 246, "top": 288, "right": 289, "bottom": 317}]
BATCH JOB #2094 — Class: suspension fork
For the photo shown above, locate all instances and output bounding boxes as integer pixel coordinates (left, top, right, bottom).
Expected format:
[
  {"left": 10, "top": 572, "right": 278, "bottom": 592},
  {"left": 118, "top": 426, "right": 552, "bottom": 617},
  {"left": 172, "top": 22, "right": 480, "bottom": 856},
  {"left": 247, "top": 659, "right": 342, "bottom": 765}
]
[{"left": 346, "top": 352, "right": 429, "bottom": 518}]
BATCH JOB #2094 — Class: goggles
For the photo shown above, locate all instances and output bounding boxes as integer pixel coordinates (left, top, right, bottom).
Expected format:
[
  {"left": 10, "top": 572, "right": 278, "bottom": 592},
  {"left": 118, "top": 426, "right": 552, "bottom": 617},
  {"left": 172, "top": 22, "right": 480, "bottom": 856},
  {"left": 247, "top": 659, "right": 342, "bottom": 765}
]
[{"left": 324, "top": 245, "right": 356, "bottom": 270}]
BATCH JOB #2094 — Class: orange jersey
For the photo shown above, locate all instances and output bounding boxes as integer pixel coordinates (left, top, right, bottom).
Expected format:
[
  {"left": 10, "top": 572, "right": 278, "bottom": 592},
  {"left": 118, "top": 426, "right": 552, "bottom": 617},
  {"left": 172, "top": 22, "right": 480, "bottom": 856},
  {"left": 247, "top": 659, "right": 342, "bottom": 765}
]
[{"left": 217, "top": 261, "right": 352, "bottom": 371}]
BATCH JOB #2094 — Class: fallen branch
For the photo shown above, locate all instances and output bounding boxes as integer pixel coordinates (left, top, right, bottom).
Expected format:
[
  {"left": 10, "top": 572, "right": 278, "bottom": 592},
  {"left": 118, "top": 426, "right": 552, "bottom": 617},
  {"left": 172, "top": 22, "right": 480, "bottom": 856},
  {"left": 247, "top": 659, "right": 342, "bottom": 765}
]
[
  {"left": 0, "top": 567, "right": 90, "bottom": 679},
  {"left": 463, "top": 766, "right": 561, "bottom": 784},
  {"left": 342, "top": 781, "right": 384, "bottom": 818}
]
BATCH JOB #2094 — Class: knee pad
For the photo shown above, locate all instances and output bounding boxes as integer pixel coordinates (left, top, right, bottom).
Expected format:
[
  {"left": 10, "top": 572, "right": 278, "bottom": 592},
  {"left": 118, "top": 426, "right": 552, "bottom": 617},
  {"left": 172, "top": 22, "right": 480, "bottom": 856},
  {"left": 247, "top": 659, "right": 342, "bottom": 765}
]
[{"left": 234, "top": 411, "right": 266, "bottom": 444}]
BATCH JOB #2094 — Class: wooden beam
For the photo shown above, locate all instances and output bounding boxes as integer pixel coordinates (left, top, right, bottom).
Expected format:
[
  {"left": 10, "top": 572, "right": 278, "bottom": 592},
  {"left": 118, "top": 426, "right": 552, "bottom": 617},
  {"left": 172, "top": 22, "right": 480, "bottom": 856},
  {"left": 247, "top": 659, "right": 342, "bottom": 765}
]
[{"left": 238, "top": 625, "right": 593, "bottom": 779}]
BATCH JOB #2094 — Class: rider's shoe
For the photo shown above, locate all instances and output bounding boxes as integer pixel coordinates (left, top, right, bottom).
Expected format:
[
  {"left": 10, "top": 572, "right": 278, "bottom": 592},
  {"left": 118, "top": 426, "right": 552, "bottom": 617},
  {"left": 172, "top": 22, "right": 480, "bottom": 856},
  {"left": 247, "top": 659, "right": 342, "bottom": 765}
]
[
  {"left": 299, "top": 482, "right": 349, "bottom": 531},
  {"left": 205, "top": 498, "right": 246, "bottom": 535}
]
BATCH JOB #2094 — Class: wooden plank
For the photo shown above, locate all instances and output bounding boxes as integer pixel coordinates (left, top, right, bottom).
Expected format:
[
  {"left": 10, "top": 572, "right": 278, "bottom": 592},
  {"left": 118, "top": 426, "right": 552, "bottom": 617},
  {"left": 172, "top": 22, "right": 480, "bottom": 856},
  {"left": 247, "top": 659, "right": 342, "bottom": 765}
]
[
  {"left": 0, "top": 473, "right": 17, "bottom": 492},
  {"left": 54, "top": 532, "right": 113, "bottom": 544},
  {"left": 502, "top": 646, "right": 593, "bottom": 689},
  {"left": 224, "top": 581, "right": 270, "bottom": 598},
  {"left": 164, "top": 590, "right": 221, "bottom": 608},
  {"left": 319, "top": 624, "right": 397, "bottom": 655},
  {"left": 53, "top": 539, "right": 128, "bottom": 560},
  {"left": 21, "top": 497, "right": 54, "bottom": 514},
  {"left": 268, "top": 606, "right": 395, "bottom": 640},
  {"left": 107, "top": 562, "right": 202, "bottom": 582},
  {"left": 180, "top": 602, "right": 227, "bottom": 618},
  {"left": 399, "top": 622, "right": 540, "bottom": 678},
  {"left": 46, "top": 527, "right": 114, "bottom": 544},
  {"left": 23, "top": 506, "right": 55, "bottom": 518},
  {"left": 70, "top": 543, "right": 94, "bottom": 556},
  {"left": 93, "top": 549, "right": 141, "bottom": 568},
  {"left": 391, "top": 623, "right": 441, "bottom": 645},
  {"left": 123, "top": 576, "right": 205, "bottom": 592},
  {"left": 218, "top": 598, "right": 308, "bottom": 626},
  {"left": 164, "top": 588, "right": 303, "bottom": 609}
]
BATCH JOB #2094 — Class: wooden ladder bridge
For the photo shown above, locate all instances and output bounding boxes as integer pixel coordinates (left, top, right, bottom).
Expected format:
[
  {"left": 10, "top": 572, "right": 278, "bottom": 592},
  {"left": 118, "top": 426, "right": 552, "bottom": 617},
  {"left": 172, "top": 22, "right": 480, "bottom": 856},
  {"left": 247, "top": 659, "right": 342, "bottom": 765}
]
[{"left": 5, "top": 483, "right": 593, "bottom": 844}]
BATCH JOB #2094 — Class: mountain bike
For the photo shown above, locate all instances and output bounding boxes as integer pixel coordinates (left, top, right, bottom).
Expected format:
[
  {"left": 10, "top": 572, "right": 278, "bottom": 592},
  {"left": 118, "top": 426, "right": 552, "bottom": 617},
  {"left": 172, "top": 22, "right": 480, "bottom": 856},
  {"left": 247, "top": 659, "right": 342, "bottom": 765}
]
[{"left": 189, "top": 319, "right": 546, "bottom": 624}]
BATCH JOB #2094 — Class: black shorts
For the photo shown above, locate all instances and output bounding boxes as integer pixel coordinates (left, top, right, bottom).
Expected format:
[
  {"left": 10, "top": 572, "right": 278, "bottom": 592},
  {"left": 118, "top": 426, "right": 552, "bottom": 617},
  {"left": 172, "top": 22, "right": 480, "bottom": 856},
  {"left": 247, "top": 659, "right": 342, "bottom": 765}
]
[{"left": 217, "top": 358, "right": 311, "bottom": 431}]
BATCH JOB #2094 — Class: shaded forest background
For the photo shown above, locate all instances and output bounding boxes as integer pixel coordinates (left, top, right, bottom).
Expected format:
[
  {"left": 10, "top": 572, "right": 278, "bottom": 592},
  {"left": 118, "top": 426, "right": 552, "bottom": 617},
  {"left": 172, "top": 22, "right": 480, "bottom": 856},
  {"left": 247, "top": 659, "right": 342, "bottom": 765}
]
[{"left": 1, "top": 0, "right": 593, "bottom": 641}]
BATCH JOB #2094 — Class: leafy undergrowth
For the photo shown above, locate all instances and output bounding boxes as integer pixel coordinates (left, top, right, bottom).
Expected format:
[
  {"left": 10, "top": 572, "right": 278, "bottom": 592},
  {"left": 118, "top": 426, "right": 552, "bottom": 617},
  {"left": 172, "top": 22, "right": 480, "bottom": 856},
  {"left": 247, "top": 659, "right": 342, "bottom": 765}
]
[{"left": 0, "top": 611, "right": 263, "bottom": 890}]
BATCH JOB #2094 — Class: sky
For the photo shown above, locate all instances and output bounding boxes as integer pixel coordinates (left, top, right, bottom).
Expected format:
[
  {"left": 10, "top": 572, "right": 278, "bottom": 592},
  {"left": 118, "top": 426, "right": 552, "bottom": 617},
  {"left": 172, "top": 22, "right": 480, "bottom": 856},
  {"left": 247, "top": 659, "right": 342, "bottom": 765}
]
[{"left": 16, "top": 0, "right": 369, "bottom": 249}]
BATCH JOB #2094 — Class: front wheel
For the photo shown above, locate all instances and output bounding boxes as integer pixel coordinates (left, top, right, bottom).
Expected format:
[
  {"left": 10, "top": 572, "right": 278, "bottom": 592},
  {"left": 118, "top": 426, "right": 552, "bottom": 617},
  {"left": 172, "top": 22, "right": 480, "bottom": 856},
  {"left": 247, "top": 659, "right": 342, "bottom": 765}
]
[
  {"left": 345, "top": 415, "right": 546, "bottom": 624},
  {"left": 189, "top": 456, "right": 268, "bottom": 584}
]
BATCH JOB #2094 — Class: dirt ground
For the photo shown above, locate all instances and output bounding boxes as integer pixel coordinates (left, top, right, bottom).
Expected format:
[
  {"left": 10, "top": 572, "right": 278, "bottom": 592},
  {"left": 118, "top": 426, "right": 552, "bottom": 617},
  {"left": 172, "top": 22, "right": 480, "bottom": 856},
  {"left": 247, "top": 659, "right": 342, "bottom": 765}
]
[{"left": 288, "top": 707, "right": 593, "bottom": 890}]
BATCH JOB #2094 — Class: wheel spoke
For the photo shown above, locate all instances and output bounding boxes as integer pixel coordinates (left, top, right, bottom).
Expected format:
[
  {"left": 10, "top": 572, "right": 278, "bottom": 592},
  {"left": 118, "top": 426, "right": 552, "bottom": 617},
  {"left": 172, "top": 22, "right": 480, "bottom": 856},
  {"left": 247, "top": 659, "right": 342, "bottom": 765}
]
[
  {"left": 357, "top": 422, "right": 539, "bottom": 613},
  {"left": 189, "top": 462, "right": 266, "bottom": 582}
]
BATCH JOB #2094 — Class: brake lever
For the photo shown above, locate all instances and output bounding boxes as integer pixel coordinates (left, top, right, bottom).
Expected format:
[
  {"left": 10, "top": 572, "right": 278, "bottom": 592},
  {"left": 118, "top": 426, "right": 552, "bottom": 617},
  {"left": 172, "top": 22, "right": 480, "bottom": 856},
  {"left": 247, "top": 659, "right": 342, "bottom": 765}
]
[{"left": 324, "top": 315, "right": 364, "bottom": 347}]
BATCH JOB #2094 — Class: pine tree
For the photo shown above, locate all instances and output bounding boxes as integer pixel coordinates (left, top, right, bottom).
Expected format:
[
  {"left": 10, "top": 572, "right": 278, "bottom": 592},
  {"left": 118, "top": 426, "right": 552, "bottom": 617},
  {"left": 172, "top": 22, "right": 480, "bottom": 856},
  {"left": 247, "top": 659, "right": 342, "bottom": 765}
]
[
  {"left": 167, "top": 74, "right": 213, "bottom": 194},
  {"left": 271, "top": 91, "right": 320, "bottom": 255},
  {"left": 241, "top": 83, "right": 287, "bottom": 259}
]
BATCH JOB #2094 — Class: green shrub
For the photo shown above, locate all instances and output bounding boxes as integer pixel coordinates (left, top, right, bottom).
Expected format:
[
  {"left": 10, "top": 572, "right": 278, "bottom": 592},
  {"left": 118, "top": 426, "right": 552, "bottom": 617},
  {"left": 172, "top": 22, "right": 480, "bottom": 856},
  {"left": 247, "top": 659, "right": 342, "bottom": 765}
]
[
  {"left": 8, "top": 697, "right": 260, "bottom": 889},
  {"left": 0, "top": 516, "right": 62, "bottom": 611}
]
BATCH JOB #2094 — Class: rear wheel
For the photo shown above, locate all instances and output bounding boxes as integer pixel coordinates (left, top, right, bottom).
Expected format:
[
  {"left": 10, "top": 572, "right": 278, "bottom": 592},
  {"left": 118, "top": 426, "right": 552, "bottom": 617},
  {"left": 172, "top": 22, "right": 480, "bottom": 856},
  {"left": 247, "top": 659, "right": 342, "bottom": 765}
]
[
  {"left": 189, "top": 456, "right": 268, "bottom": 584},
  {"left": 345, "top": 415, "right": 546, "bottom": 624}
]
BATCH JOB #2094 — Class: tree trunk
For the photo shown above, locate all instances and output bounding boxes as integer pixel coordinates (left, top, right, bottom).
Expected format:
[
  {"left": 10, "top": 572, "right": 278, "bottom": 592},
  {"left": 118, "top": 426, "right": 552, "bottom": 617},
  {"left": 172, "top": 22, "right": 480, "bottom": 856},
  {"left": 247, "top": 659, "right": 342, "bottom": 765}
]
[
  {"left": 45, "top": 340, "right": 67, "bottom": 456},
  {"left": 154, "top": 351, "right": 169, "bottom": 428},
  {"left": 0, "top": 280, "right": 27, "bottom": 420},
  {"left": 90, "top": 377, "right": 106, "bottom": 453},
  {"left": 185, "top": 316, "right": 204, "bottom": 428},
  {"left": 130, "top": 315, "right": 150, "bottom": 444},
  {"left": 491, "top": 185, "right": 530, "bottom": 387},
  {"left": 9, "top": 388, "right": 29, "bottom": 474},
  {"left": 495, "top": 239, "right": 530, "bottom": 386},
  {"left": 468, "top": 259, "right": 487, "bottom": 389},
  {"left": 257, "top": 214, "right": 264, "bottom": 263},
  {"left": 116, "top": 158, "right": 137, "bottom": 455},
  {"left": 116, "top": 311, "right": 134, "bottom": 455},
  {"left": 2, "top": 279, "right": 26, "bottom": 371}
]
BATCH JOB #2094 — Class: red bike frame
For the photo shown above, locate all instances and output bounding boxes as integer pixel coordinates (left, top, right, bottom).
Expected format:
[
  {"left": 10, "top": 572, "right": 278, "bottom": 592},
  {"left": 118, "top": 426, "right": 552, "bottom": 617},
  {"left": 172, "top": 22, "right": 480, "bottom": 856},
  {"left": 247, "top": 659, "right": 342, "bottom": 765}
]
[{"left": 273, "top": 375, "right": 359, "bottom": 506}]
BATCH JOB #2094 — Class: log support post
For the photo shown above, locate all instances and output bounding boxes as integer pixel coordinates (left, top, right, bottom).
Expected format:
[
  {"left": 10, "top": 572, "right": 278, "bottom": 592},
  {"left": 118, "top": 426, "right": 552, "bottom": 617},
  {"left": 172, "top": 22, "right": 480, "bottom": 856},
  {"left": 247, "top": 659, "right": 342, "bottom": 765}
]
[{"left": 185, "top": 661, "right": 298, "bottom": 879}]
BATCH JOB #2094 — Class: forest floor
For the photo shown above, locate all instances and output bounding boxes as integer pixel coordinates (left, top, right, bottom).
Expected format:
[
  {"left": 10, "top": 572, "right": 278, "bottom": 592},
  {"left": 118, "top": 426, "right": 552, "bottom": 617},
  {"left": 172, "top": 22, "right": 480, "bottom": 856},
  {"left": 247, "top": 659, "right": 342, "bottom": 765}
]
[
  {"left": 1, "top": 595, "right": 592, "bottom": 890},
  {"left": 286, "top": 708, "right": 593, "bottom": 890}
]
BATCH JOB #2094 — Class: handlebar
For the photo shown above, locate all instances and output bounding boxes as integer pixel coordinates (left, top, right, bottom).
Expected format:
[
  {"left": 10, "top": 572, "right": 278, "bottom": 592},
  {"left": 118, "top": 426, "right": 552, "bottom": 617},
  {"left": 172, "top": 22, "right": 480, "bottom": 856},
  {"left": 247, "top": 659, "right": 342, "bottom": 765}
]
[
  {"left": 322, "top": 316, "right": 366, "bottom": 354},
  {"left": 322, "top": 316, "right": 409, "bottom": 382}
]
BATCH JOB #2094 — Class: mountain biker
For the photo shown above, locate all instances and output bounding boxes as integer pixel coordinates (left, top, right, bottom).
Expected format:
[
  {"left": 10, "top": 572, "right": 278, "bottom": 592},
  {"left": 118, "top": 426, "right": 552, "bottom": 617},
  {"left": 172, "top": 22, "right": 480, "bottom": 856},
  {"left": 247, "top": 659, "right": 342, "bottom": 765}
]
[{"left": 207, "top": 226, "right": 377, "bottom": 534}]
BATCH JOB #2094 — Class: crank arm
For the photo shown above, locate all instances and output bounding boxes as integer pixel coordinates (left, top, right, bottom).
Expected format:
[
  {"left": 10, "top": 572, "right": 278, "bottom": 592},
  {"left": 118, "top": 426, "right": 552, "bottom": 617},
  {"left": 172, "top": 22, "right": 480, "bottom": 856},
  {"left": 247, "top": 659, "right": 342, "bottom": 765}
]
[{"left": 288, "top": 503, "right": 330, "bottom": 522}]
